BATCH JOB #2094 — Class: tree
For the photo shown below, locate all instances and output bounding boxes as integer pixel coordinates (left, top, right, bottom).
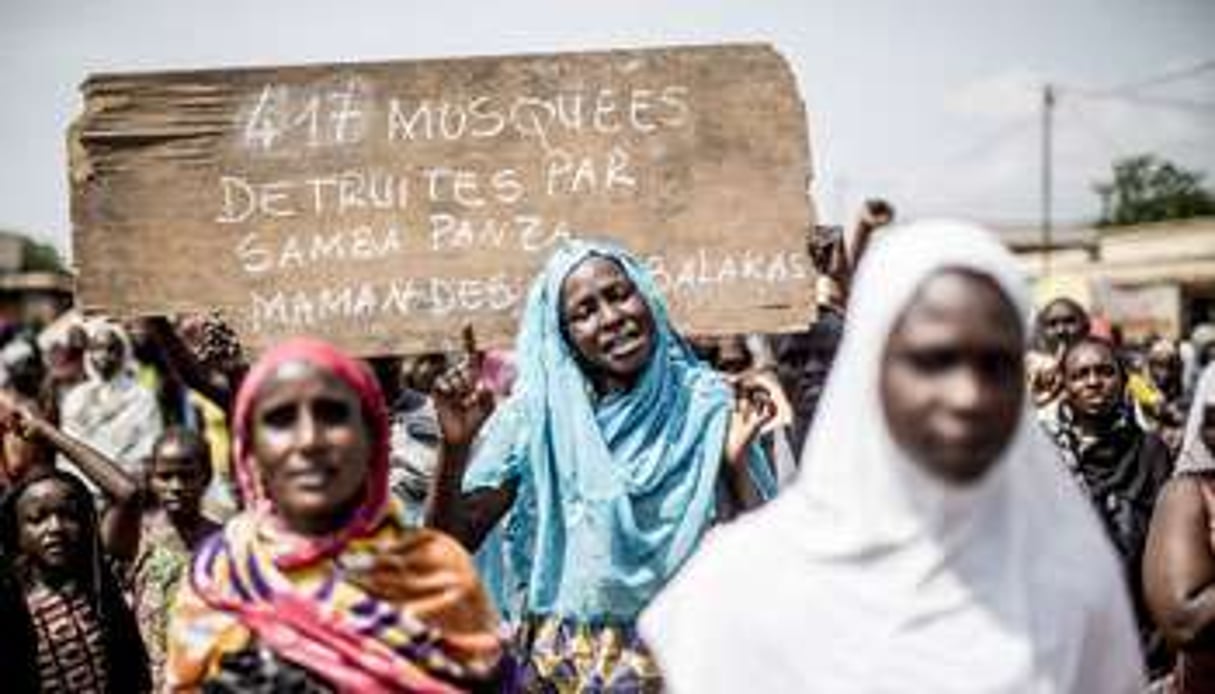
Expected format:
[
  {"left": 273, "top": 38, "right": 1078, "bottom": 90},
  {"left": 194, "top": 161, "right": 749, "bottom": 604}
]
[
  {"left": 1094, "top": 154, "right": 1215, "bottom": 226},
  {"left": 0, "top": 229, "right": 68, "bottom": 274},
  {"left": 22, "top": 239, "right": 66, "bottom": 273}
]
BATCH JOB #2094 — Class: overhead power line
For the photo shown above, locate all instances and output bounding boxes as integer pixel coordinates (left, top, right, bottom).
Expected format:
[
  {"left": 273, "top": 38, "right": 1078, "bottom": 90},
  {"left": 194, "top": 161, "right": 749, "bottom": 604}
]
[
  {"left": 1058, "top": 86, "right": 1215, "bottom": 113},
  {"left": 1096, "top": 58, "right": 1215, "bottom": 96},
  {"left": 938, "top": 117, "right": 1037, "bottom": 166}
]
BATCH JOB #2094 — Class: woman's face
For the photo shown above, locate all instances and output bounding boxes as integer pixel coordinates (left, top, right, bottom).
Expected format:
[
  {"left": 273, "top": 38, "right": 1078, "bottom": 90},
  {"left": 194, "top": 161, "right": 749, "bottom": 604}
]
[
  {"left": 150, "top": 436, "right": 211, "bottom": 518},
  {"left": 1039, "top": 300, "right": 1088, "bottom": 353},
  {"left": 1062, "top": 341, "right": 1123, "bottom": 421},
  {"left": 251, "top": 360, "right": 371, "bottom": 536},
  {"left": 561, "top": 256, "right": 656, "bottom": 393},
  {"left": 1146, "top": 342, "right": 1180, "bottom": 388},
  {"left": 881, "top": 270, "right": 1025, "bottom": 485},
  {"left": 87, "top": 328, "right": 124, "bottom": 380},
  {"left": 16, "top": 477, "right": 87, "bottom": 577}
]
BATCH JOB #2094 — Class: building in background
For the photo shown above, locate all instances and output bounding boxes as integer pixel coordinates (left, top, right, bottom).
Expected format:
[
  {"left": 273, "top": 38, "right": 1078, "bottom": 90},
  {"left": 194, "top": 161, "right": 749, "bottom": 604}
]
[
  {"left": 0, "top": 230, "right": 74, "bottom": 329},
  {"left": 997, "top": 217, "right": 1215, "bottom": 341}
]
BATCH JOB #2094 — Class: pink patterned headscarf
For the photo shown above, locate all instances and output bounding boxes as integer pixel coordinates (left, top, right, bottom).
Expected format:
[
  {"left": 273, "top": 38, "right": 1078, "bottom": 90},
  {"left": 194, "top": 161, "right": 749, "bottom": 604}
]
[{"left": 232, "top": 337, "right": 391, "bottom": 569}]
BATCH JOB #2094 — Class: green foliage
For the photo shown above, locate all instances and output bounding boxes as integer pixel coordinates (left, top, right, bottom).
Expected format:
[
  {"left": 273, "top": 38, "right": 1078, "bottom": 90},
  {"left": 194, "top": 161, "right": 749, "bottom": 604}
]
[
  {"left": 1094, "top": 154, "right": 1215, "bottom": 227},
  {"left": 22, "top": 239, "right": 65, "bottom": 273},
  {"left": 0, "top": 229, "right": 67, "bottom": 273}
]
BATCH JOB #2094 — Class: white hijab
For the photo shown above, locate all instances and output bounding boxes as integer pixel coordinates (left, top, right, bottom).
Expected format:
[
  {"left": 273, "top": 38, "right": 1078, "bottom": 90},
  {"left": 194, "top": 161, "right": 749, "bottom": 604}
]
[
  {"left": 640, "top": 221, "right": 1143, "bottom": 693},
  {"left": 60, "top": 319, "right": 163, "bottom": 480},
  {"left": 1176, "top": 364, "right": 1215, "bottom": 474}
]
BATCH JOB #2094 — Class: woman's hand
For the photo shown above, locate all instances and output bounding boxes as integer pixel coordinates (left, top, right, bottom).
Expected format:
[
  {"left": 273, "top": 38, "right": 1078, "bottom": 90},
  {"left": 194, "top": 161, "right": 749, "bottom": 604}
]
[
  {"left": 0, "top": 389, "right": 37, "bottom": 437},
  {"left": 724, "top": 371, "right": 777, "bottom": 469},
  {"left": 425, "top": 328, "right": 517, "bottom": 549},
  {"left": 433, "top": 327, "right": 495, "bottom": 450}
]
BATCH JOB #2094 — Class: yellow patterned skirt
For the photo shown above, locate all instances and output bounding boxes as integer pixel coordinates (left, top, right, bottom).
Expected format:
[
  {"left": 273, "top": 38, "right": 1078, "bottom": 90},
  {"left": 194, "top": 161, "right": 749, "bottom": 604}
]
[{"left": 517, "top": 615, "right": 663, "bottom": 693}]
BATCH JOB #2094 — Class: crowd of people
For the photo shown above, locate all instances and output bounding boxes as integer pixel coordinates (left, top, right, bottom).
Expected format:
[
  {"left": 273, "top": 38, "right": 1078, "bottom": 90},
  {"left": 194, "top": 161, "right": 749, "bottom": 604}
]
[{"left": 1, "top": 203, "right": 1214, "bottom": 692}]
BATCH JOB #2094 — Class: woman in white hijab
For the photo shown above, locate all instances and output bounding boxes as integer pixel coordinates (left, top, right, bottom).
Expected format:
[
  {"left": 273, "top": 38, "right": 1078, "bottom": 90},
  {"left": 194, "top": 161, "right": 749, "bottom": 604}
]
[
  {"left": 60, "top": 320, "right": 163, "bottom": 492},
  {"left": 640, "top": 221, "right": 1143, "bottom": 693},
  {"left": 1144, "top": 364, "right": 1215, "bottom": 693}
]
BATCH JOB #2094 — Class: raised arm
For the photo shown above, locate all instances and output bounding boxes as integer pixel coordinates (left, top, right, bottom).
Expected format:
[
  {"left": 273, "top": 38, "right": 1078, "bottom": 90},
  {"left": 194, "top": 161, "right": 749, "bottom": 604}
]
[
  {"left": 1144, "top": 475, "right": 1215, "bottom": 649},
  {"left": 144, "top": 315, "right": 235, "bottom": 411},
  {"left": 1, "top": 389, "right": 139, "bottom": 504},
  {"left": 720, "top": 370, "right": 778, "bottom": 512},
  {"left": 424, "top": 329, "right": 516, "bottom": 551},
  {"left": 0, "top": 389, "right": 144, "bottom": 560}
]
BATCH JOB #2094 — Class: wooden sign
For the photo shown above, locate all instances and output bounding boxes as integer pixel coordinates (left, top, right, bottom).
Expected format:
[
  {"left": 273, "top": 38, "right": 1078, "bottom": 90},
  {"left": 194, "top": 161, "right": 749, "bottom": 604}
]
[{"left": 70, "top": 43, "right": 815, "bottom": 355}]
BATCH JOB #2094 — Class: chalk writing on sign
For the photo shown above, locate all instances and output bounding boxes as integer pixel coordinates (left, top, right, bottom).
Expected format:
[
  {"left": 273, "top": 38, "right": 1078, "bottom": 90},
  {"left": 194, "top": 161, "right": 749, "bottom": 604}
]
[{"left": 71, "top": 44, "right": 815, "bottom": 355}]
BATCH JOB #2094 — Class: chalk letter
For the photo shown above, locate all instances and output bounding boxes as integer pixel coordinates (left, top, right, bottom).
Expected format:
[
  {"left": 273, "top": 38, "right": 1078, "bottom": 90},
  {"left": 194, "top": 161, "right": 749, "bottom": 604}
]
[
  {"left": 492, "top": 168, "right": 524, "bottom": 205},
  {"left": 660, "top": 86, "right": 690, "bottom": 128},
  {"left": 259, "top": 181, "right": 297, "bottom": 218},
  {"left": 453, "top": 170, "right": 485, "bottom": 208},
  {"left": 628, "top": 89, "right": 658, "bottom": 133},
  {"left": 250, "top": 289, "right": 287, "bottom": 331},
  {"left": 605, "top": 147, "right": 637, "bottom": 192},
  {"left": 544, "top": 149, "right": 573, "bottom": 196},
  {"left": 387, "top": 99, "right": 433, "bottom": 141},
  {"left": 236, "top": 233, "right": 272, "bottom": 274},
  {"left": 217, "top": 176, "right": 256, "bottom": 224},
  {"left": 468, "top": 96, "right": 506, "bottom": 138},
  {"left": 244, "top": 85, "right": 284, "bottom": 150},
  {"left": 438, "top": 103, "right": 469, "bottom": 141},
  {"left": 329, "top": 83, "right": 365, "bottom": 144},
  {"left": 593, "top": 89, "right": 622, "bottom": 134}
]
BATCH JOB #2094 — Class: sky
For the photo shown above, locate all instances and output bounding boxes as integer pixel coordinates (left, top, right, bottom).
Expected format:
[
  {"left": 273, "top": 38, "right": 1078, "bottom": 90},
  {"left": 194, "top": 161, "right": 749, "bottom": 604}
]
[{"left": 1, "top": 0, "right": 1212, "bottom": 258}]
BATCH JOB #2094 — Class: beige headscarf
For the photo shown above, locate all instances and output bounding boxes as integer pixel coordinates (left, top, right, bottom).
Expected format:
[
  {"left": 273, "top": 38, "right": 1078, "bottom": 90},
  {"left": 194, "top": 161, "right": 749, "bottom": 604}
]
[{"left": 1176, "top": 365, "right": 1215, "bottom": 474}]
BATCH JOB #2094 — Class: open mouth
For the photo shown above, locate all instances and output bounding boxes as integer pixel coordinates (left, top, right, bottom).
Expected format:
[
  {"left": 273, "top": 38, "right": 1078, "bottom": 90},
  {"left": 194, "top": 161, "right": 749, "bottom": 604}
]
[
  {"left": 160, "top": 495, "right": 186, "bottom": 509},
  {"left": 603, "top": 331, "right": 645, "bottom": 360},
  {"left": 42, "top": 538, "right": 69, "bottom": 560}
]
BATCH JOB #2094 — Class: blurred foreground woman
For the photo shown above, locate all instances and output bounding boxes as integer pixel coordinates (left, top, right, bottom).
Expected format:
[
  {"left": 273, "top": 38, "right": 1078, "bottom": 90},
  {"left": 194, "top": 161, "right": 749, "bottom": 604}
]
[
  {"left": 166, "top": 339, "right": 508, "bottom": 692},
  {"left": 1144, "top": 365, "right": 1215, "bottom": 693},
  {"left": 641, "top": 221, "right": 1144, "bottom": 693}
]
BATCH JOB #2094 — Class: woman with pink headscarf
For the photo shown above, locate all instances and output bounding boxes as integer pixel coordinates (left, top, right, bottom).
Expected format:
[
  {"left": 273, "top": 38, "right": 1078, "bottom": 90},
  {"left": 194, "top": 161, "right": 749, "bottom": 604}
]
[{"left": 166, "top": 338, "right": 509, "bottom": 692}]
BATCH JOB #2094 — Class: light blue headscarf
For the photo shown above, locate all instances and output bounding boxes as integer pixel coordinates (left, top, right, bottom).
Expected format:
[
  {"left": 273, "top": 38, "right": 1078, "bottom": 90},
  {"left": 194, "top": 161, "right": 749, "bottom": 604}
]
[{"left": 465, "top": 239, "right": 774, "bottom": 622}]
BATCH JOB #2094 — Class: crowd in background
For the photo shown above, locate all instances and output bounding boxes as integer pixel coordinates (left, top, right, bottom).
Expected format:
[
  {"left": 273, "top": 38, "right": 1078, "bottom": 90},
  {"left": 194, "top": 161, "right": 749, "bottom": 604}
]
[{"left": 0, "top": 203, "right": 1214, "bottom": 692}]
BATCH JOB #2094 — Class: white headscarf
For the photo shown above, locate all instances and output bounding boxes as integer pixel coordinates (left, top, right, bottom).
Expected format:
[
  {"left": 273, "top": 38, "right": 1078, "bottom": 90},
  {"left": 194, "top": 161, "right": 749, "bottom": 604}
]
[
  {"left": 1176, "top": 365, "right": 1215, "bottom": 474},
  {"left": 60, "top": 319, "right": 163, "bottom": 483},
  {"left": 640, "top": 221, "right": 1143, "bottom": 693}
]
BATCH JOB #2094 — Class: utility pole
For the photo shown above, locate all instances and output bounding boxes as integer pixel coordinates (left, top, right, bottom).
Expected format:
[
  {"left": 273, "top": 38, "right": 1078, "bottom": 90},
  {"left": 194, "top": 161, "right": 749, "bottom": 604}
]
[
  {"left": 1041, "top": 84, "right": 1055, "bottom": 277},
  {"left": 834, "top": 173, "right": 849, "bottom": 226}
]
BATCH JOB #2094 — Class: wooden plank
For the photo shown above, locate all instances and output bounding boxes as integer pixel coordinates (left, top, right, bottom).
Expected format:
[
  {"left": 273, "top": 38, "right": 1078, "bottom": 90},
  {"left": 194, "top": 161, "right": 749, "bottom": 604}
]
[{"left": 70, "top": 43, "right": 815, "bottom": 355}]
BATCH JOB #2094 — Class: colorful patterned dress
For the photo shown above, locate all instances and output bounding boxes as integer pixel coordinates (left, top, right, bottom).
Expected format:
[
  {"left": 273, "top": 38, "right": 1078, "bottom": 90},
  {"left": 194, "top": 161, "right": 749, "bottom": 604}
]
[
  {"left": 129, "top": 510, "right": 216, "bottom": 692},
  {"left": 517, "top": 616, "right": 661, "bottom": 693},
  {"left": 26, "top": 581, "right": 110, "bottom": 694}
]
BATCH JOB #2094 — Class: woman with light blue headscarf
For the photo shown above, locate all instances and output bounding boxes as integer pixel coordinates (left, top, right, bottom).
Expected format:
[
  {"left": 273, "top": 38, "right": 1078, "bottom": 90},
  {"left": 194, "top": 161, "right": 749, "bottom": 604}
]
[{"left": 427, "top": 239, "right": 777, "bottom": 691}]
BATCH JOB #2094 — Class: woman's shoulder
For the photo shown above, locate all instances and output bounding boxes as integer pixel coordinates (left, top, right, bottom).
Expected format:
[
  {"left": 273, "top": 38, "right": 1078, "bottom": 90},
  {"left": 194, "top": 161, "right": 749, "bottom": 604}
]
[
  {"left": 1169, "top": 471, "right": 1215, "bottom": 491},
  {"left": 121, "top": 374, "right": 161, "bottom": 406},
  {"left": 1025, "top": 491, "right": 1132, "bottom": 613},
  {"left": 59, "top": 380, "right": 96, "bottom": 416},
  {"left": 1157, "top": 473, "right": 1215, "bottom": 519},
  {"left": 1138, "top": 429, "right": 1173, "bottom": 468},
  {"left": 651, "top": 501, "right": 787, "bottom": 605},
  {"left": 640, "top": 507, "right": 794, "bottom": 658},
  {"left": 677, "top": 359, "right": 731, "bottom": 400},
  {"left": 344, "top": 520, "right": 483, "bottom": 590}
]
